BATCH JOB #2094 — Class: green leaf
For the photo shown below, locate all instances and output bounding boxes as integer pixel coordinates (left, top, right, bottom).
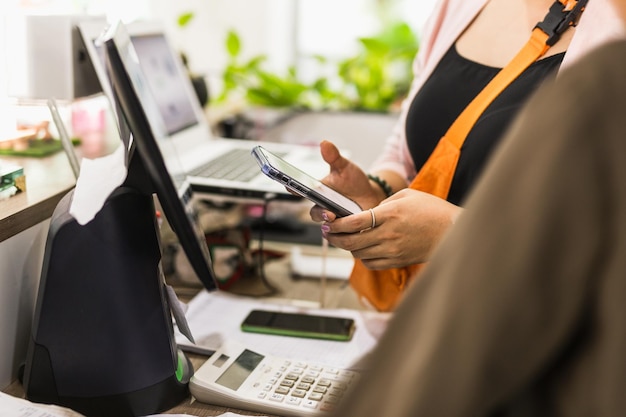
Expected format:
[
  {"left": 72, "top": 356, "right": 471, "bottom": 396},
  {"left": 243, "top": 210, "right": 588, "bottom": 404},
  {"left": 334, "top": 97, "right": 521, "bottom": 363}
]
[
  {"left": 177, "top": 12, "right": 194, "bottom": 28},
  {"left": 214, "top": 19, "right": 419, "bottom": 112},
  {"left": 225, "top": 30, "right": 241, "bottom": 57}
]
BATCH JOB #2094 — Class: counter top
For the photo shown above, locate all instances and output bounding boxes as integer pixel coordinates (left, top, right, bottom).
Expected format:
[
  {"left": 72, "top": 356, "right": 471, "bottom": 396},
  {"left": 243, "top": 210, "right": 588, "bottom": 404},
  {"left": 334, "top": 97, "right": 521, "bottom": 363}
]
[
  {"left": 0, "top": 151, "right": 76, "bottom": 242},
  {"left": 0, "top": 124, "right": 120, "bottom": 243}
]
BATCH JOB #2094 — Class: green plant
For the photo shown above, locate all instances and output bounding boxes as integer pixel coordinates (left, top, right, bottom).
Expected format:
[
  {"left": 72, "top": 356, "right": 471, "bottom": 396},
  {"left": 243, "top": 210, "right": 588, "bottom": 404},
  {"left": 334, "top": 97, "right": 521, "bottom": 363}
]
[
  {"left": 337, "top": 21, "right": 418, "bottom": 111},
  {"left": 217, "top": 30, "right": 337, "bottom": 109},
  {"left": 177, "top": 12, "right": 419, "bottom": 113}
]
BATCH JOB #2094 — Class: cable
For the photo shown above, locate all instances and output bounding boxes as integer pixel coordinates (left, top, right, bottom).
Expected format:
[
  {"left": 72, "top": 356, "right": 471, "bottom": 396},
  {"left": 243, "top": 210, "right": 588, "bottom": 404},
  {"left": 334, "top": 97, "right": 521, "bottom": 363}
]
[
  {"left": 320, "top": 235, "right": 328, "bottom": 308},
  {"left": 254, "top": 193, "right": 279, "bottom": 296}
]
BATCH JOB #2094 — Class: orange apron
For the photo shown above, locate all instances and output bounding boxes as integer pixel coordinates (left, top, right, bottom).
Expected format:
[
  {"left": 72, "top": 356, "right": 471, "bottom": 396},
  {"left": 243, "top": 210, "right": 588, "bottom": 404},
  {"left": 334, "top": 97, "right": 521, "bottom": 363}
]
[{"left": 349, "top": 0, "right": 587, "bottom": 311}]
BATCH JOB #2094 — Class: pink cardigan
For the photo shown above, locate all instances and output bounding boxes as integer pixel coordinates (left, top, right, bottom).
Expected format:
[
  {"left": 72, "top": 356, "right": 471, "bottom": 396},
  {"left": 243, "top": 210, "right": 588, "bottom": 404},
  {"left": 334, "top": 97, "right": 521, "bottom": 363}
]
[{"left": 370, "top": 0, "right": 626, "bottom": 182}]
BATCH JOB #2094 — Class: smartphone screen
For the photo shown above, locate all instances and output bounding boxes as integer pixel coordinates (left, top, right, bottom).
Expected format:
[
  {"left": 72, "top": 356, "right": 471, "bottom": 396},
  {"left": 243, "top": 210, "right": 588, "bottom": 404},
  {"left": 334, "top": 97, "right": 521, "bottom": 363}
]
[
  {"left": 241, "top": 310, "right": 356, "bottom": 341},
  {"left": 252, "top": 145, "right": 361, "bottom": 217}
]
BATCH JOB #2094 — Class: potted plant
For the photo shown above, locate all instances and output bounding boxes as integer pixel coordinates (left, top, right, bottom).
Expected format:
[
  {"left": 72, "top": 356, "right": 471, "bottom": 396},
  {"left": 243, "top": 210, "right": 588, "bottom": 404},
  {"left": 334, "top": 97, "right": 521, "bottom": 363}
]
[{"left": 177, "top": 12, "right": 418, "bottom": 113}]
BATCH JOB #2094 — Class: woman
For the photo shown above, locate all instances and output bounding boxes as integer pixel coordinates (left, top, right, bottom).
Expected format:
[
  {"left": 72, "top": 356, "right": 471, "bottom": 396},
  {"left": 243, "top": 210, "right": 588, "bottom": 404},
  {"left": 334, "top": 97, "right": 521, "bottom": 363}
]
[{"left": 311, "top": 0, "right": 624, "bottom": 310}]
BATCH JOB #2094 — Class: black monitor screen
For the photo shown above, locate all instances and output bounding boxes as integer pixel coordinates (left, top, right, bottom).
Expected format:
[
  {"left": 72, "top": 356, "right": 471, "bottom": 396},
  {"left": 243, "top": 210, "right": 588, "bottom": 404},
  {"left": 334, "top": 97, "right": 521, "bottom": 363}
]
[{"left": 100, "top": 21, "right": 217, "bottom": 292}]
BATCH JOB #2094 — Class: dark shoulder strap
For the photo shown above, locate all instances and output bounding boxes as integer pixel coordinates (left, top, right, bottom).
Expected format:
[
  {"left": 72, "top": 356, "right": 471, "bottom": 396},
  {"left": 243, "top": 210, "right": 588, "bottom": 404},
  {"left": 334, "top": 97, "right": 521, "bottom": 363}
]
[
  {"left": 409, "top": 0, "right": 588, "bottom": 199},
  {"left": 446, "top": 0, "right": 589, "bottom": 149}
]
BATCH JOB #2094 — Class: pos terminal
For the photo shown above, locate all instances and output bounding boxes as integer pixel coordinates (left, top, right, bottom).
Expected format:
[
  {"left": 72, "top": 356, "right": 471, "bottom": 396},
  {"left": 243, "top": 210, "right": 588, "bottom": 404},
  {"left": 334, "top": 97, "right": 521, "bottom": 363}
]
[{"left": 22, "top": 21, "right": 218, "bottom": 417}]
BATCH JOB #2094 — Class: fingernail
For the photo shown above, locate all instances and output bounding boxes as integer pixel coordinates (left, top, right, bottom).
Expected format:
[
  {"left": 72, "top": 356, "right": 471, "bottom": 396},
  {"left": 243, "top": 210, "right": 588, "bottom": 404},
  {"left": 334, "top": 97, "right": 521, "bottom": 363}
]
[
  {"left": 321, "top": 224, "right": 330, "bottom": 233},
  {"left": 322, "top": 212, "right": 329, "bottom": 221}
]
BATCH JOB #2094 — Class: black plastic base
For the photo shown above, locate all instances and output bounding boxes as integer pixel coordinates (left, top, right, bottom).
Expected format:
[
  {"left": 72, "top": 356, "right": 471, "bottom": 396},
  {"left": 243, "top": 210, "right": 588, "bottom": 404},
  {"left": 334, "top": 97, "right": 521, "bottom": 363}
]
[
  {"left": 23, "top": 188, "right": 192, "bottom": 417},
  {"left": 27, "top": 345, "right": 192, "bottom": 417}
]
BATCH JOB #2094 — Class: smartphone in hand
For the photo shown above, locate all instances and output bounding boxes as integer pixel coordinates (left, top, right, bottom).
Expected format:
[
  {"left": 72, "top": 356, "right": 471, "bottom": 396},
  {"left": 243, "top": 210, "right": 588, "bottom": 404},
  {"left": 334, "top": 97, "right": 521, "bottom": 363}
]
[{"left": 251, "top": 145, "right": 361, "bottom": 217}]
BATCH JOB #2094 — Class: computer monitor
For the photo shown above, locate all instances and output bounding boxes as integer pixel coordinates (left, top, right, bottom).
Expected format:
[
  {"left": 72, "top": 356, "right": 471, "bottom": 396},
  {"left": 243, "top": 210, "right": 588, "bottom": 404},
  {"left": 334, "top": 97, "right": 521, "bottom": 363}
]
[
  {"left": 78, "top": 19, "right": 210, "bottom": 150},
  {"left": 126, "top": 28, "right": 200, "bottom": 136},
  {"left": 99, "top": 20, "right": 217, "bottom": 292}
]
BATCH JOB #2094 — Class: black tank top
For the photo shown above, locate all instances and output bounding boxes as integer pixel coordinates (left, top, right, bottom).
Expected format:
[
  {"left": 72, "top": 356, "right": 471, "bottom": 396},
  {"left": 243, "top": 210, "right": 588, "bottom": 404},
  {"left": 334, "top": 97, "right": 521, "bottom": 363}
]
[{"left": 405, "top": 44, "right": 564, "bottom": 205}]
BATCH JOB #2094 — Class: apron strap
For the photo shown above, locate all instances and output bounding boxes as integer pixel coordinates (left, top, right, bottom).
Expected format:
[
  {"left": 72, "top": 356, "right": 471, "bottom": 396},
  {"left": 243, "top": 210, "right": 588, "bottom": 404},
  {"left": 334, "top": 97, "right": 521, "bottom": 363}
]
[
  {"left": 410, "top": 0, "right": 588, "bottom": 199},
  {"left": 445, "top": 0, "right": 588, "bottom": 150}
]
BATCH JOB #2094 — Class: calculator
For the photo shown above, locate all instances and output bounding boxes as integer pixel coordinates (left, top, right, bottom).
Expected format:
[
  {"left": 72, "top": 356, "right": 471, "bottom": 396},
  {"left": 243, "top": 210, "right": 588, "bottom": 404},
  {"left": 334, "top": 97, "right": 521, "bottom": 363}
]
[{"left": 189, "top": 339, "right": 360, "bottom": 416}]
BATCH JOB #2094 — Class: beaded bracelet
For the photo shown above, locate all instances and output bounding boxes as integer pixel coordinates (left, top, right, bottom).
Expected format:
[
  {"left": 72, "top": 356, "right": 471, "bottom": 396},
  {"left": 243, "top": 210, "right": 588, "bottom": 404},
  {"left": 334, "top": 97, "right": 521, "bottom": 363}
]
[{"left": 367, "top": 174, "right": 393, "bottom": 198}]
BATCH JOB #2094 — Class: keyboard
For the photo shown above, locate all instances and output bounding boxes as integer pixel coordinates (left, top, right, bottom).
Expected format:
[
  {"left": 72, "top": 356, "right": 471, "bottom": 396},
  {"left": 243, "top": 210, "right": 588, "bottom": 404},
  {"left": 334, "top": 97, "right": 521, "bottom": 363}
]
[{"left": 188, "top": 148, "right": 287, "bottom": 182}]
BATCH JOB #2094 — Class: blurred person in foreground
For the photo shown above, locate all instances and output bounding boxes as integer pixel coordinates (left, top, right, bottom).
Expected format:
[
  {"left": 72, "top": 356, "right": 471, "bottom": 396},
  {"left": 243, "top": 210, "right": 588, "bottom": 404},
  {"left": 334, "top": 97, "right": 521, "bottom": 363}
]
[{"left": 329, "top": 0, "right": 626, "bottom": 414}]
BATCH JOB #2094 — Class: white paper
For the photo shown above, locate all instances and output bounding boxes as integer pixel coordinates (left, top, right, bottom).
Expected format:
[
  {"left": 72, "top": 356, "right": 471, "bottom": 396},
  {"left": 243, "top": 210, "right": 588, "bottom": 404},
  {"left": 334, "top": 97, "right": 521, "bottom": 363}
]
[
  {"left": 290, "top": 246, "right": 354, "bottom": 280},
  {"left": 0, "top": 392, "right": 266, "bottom": 417},
  {"left": 166, "top": 284, "right": 195, "bottom": 344},
  {"left": 69, "top": 144, "right": 128, "bottom": 225},
  {"left": 175, "top": 290, "right": 390, "bottom": 370},
  {"left": 0, "top": 392, "right": 85, "bottom": 417},
  {"left": 146, "top": 414, "right": 265, "bottom": 417}
]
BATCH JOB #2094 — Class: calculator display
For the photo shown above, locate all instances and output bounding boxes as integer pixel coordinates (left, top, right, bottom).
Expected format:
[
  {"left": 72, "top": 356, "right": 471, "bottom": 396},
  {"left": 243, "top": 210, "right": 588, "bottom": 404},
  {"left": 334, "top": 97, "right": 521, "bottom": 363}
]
[{"left": 215, "top": 349, "right": 265, "bottom": 390}]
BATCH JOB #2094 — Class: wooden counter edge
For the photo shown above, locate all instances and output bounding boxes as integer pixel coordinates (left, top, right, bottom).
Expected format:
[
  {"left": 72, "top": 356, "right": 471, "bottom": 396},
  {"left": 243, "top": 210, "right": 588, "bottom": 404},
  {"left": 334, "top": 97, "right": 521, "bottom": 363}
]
[{"left": 0, "top": 187, "right": 72, "bottom": 243}]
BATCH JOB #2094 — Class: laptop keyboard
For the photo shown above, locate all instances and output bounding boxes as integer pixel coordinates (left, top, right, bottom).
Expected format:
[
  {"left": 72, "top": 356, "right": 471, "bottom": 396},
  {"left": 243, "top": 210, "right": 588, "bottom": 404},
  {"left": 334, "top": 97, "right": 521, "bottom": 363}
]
[{"left": 188, "top": 148, "right": 287, "bottom": 182}]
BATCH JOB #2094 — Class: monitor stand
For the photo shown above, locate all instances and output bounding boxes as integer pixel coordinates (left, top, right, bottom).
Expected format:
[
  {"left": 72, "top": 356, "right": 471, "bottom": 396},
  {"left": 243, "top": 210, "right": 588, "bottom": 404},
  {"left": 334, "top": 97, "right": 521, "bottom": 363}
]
[{"left": 22, "top": 183, "right": 192, "bottom": 417}]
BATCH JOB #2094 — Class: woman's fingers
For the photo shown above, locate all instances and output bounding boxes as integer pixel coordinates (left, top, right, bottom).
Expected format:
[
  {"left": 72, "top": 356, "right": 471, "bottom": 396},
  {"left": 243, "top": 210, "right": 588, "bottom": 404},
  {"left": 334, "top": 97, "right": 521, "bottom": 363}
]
[{"left": 310, "top": 205, "right": 337, "bottom": 223}]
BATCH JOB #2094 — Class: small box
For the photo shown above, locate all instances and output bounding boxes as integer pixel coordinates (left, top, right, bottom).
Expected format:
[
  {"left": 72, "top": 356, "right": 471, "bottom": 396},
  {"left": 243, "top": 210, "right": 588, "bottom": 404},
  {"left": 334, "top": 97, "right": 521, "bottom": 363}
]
[{"left": 0, "top": 164, "right": 25, "bottom": 192}]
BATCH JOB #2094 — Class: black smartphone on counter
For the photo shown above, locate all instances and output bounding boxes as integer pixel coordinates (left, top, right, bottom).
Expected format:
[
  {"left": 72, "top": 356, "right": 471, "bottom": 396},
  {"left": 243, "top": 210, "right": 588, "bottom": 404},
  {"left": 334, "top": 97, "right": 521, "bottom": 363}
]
[
  {"left": 241, "top": 309, "right": 356, "bottom": 341},
  {"left": 251, "top": 145, "right": 361, "bottom": 217}
]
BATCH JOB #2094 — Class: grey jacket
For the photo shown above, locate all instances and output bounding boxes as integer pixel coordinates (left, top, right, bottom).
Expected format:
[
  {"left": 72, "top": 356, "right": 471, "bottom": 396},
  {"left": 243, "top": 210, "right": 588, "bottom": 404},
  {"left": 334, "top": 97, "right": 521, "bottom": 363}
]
[{"left": 332, "top": 39, "right": 626, "bottom": 416}]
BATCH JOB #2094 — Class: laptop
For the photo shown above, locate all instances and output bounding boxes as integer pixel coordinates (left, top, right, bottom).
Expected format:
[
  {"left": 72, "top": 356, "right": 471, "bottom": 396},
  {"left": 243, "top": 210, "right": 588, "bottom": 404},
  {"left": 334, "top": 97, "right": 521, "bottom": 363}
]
[{"left": 77, "top": 19, "right": 328, "bottom": 202}]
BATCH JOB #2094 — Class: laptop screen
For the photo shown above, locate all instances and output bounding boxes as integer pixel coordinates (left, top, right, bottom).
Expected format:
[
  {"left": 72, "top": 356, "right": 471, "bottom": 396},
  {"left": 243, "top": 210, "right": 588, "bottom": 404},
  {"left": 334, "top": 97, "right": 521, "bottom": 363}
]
[
  {"left": 130, "top": 34, "right": 200, "bottom": 136},
  {"left": 78, "top": 20, "right": 203, "bottom": 138}
]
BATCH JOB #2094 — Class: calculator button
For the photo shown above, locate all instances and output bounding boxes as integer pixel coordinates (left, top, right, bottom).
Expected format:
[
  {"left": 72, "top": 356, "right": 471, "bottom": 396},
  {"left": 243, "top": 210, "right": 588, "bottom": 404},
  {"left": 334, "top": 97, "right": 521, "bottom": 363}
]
[
  {"left": 329, "top": 387, "right": 344, "bottom": 396},
  {"left": 325, "top": 394, "right": 341, "bottom": 404},
  {"left": 275, "top": 386, "right": 290, "bottom": 395},
  {"left": 286, "top": 397, "right": 302, "bottom": 406},
  {"left": 308, "top": 392, "right": 324, "bottom": 401},
  {"left": 290, "top": 367, "right": 305, "bottom": 374},
  {"left": 301, "top": 376, "right": 316, "bottom": 384},
  {"left": 317, "top": 379, "right": 332, "bottom": 387},
  {"left": 269, "top": 393, "right": 285, "bottom": 402},
  {"left": 257, "top": 391, "right": 267, "bottom": 399},
  {"left": 305, "top": 370, "right": 320, "bottom": 378},
  {"left": 333, "top": 381, "right": 348, "bottom": 390},
  {"left": 310, "top": 364, "right": 324, "bottom": 372},
  {"left": 291, "top": 389, "right": 307, "bottom": 398},
  {"left": 262, "top": 384, "right": 274, "bottom": 391},
  {"left": 284, "top": 373, "right": 300, "bottom": 380},
  {"left": 303, "top": 399, "right": 320, "bottom": 409},
  {"left": 295, "top": 362, "right": 308, "bottom": 368},
  {"left": 312, "top": 386, "right": 327, "bottom": 394},
  {"left": 280, "top": 379, "right": 295, "bottom": 388},
  {"left": 296, "top": 382, "right": 311, "bottom": 391}
]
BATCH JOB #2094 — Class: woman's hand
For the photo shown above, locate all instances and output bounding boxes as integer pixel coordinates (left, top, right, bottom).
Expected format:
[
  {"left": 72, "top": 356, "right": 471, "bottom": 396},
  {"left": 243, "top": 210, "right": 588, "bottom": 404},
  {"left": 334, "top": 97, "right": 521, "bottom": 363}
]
[
  {"left": 319, "top": 189, "right": 462, "bottom": 269},
  {"left": 312, "top": 141, "right": 385, "bottom": 214}
]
